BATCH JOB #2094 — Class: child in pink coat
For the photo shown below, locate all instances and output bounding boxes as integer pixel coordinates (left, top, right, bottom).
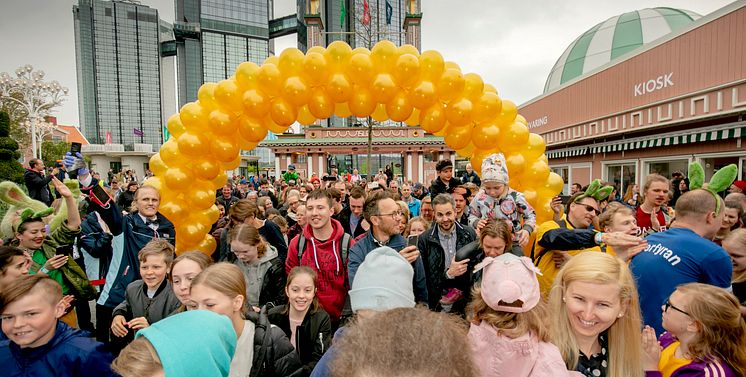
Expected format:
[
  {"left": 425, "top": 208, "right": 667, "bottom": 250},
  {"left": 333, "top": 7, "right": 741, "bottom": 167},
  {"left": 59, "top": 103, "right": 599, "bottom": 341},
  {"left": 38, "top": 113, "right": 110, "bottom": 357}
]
[{"left": 467, "top": 253, "right": 581, "bottom": 377}]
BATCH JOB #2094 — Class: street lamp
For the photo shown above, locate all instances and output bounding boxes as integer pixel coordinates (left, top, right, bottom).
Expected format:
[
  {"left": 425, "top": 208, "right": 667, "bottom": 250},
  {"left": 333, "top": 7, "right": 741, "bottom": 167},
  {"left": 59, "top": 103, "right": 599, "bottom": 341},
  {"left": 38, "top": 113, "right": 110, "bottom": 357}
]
[{"left": 0, "top": 64, "right": 69, "bottom": 159}]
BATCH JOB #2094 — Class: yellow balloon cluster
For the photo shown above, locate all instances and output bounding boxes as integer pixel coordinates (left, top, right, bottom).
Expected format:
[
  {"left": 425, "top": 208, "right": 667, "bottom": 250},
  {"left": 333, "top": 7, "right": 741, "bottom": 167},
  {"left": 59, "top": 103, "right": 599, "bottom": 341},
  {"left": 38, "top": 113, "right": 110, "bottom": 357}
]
[{"left": 147, "top": 40, "right": 564, "bottom": 255}]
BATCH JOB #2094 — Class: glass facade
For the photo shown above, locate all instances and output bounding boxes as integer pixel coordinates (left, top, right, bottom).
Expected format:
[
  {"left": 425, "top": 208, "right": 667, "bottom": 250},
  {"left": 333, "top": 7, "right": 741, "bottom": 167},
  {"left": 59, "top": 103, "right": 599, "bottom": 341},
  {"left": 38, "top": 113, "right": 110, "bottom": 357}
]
[
  {"left": 605, "top": 163, "right": 636, "bottom": 198},
  {"left": 352, "top": 0, "right": 407, "bottom": 48},
  {"left": 74, "top": 0, "right": 164, "bottom": 147}
]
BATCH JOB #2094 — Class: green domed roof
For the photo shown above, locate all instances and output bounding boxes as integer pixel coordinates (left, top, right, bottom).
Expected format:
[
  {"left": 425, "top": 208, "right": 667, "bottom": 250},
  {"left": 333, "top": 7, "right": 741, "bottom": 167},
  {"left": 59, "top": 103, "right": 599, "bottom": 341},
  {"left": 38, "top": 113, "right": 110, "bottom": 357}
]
[{"left": 544, "top": 7, "right": 701, "bottom": 93}]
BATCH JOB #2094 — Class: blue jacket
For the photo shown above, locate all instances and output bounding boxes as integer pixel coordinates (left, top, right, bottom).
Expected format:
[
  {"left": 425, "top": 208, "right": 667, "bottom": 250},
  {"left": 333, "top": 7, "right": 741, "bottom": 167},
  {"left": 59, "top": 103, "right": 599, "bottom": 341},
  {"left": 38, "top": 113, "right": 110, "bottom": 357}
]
[
  {"left": 97, "top": 212, "right": 175, "bottom": 308},
  {"left": 348, "top": 232, "right": 429, "bottom": 305},
  {"left": 0, "top": 322, "right": 115, "bottom": 376}
]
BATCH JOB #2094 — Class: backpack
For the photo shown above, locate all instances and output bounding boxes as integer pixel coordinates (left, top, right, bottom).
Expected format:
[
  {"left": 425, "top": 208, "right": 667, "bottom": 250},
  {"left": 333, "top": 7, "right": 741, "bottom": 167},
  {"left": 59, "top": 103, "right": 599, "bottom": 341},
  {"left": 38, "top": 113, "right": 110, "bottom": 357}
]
[{"left": 296, "top": 232, "right": 353, "bottom": 268}]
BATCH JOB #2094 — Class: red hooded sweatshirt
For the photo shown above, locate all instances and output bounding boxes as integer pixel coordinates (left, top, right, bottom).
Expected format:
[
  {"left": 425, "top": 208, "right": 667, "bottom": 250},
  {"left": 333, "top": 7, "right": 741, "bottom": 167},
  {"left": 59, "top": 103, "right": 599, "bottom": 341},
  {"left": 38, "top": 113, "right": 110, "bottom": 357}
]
[{"left": 286, "top": 218, "right": 352, "bottom": 321}]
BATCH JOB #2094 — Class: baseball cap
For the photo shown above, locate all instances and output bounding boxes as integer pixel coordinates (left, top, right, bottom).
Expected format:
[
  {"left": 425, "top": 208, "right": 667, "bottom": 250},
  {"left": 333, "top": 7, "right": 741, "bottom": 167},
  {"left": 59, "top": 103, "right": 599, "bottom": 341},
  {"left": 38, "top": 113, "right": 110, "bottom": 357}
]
[{"left": 436, "top": 160, "right": 453, "bottom": 172}]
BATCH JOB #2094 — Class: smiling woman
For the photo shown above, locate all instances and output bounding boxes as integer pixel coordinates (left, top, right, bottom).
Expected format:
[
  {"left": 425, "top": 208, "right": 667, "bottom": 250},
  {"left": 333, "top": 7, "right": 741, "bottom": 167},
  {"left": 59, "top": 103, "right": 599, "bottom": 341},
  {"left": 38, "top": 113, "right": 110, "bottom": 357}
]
[{"left": 548, "top": 252, "right": 643, "bottom": 377}]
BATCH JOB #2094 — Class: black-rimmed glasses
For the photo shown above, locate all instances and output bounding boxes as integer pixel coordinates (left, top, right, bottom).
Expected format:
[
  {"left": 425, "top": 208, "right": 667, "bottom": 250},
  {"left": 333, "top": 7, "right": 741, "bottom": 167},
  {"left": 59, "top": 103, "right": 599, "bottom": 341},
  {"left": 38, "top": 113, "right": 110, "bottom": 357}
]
[{"left": 664, "top": 299, "right": 690, "bottom": 316}]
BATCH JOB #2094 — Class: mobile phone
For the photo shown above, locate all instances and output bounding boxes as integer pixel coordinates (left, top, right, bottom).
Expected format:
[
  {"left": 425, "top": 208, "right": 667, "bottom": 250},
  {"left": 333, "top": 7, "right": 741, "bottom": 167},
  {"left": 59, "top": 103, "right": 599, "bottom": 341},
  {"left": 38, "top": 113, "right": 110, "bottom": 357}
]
[
  {"left": 70, "top": 142, "right": 82, "bottom": 155},
  {"left": 56, "top": 245, "right": 73, "bottom": 256},
  {"left": 407, "top": 235, "right": 419, "bottom": 247},
  {"left": 559, "top": 195, "right": 571, "bottom": 205},
  {"left": 89, "top": 184, "right": 113, "bottom": 208}
]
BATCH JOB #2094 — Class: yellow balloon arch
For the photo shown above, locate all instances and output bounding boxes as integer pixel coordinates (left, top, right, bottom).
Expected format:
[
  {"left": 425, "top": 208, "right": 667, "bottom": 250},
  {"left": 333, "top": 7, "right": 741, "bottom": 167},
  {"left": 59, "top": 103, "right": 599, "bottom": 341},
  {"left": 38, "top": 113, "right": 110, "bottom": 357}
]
[{"left": 145, "top": 40, "right": 565, "bottom": 254}]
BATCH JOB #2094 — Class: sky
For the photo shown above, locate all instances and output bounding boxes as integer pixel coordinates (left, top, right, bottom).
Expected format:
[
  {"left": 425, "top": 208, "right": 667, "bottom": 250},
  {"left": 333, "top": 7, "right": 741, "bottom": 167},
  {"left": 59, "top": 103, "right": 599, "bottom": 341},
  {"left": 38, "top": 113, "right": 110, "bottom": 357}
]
[{"left": 0, "top": 0, "right": 735, "bottom": 127}]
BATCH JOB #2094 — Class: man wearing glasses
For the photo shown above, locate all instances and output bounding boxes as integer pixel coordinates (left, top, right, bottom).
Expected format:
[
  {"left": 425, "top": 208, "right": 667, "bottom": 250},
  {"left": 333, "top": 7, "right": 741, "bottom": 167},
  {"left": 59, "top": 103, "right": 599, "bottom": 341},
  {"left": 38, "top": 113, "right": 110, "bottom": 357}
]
[
  {"left": 631, "top": 189, "right": 733, "bottom": 336},
  {"left": 532, "top": 190, "right": 645, "bottom": 297},
  {"left": 347, "top": 191, "right": 428, "bottom": 306}
]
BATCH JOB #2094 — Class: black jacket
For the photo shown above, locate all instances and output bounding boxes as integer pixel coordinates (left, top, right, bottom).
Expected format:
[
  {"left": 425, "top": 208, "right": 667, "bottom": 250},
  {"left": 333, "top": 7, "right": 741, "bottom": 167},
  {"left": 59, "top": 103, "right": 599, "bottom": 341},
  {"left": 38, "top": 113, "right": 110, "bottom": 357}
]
[
  {"left": 247, "top": 307, "right": 304, "bottom": 377},
  {"left": 216, "top": 195, "right": 240, "bottom": 214},
  {"left": 461, "top": 171, "right": 481, "bottom": 186},
  {"left": 429, "top": 177, "right": 461, "bottom": 198},
  {"left": 336, "top": 206, "right": 367, "bottom": 238},
  {"left": 418, "top": 222, "right": 477, "bottom": 310},
  {"left": 268, "top": 305, "right": 332, "bottom": 377},
  {"left": 24, "top": 168, "right": 53, "bottom": 206},
  {"left": 116, "top": 190, "right": 136, "bottom": 212}
]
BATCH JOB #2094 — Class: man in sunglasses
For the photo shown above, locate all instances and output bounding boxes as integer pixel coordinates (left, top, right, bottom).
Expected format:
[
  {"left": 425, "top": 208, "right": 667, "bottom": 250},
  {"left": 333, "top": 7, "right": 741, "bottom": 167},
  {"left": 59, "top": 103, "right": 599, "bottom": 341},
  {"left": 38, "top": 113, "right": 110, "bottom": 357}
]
[{"left": 531, "top": 188, "right": 645, "bottom": 297}]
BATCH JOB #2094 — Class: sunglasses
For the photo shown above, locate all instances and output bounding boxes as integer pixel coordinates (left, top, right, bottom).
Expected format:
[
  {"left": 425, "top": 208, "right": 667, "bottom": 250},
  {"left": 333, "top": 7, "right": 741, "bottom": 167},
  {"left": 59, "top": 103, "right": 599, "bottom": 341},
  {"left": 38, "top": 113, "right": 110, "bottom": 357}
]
[
  {"left": 664, "top": 299, "right": 690, "bottom": 316},
  {"left": 575, "top": 202, "right": 600, "bottom": 216}
]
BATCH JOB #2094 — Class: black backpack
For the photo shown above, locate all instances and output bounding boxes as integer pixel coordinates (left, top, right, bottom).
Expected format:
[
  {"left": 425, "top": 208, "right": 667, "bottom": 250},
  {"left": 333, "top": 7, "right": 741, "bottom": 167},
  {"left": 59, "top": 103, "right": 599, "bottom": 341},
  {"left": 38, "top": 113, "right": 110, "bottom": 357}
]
[{"left": 295, "top": 233, "right": 353, "bottom": 269}]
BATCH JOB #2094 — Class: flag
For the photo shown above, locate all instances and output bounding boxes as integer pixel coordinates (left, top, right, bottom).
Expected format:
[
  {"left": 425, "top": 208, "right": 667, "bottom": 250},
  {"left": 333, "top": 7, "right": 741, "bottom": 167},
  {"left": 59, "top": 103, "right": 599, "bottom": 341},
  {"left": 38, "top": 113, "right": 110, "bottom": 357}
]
[
  {"left": 385, "top": 0, "right": 393, "bottom": 25},
  {"left": 105, "top": 131, "right": 112, "bottom": 144},
  {"left": 340, "top": 0, "right": 346, "bottom": 28},
  {"left": 362, "top": 0, "right": 370, "bottom": 26},
  {"left": 133, "top": 128, "right": 144, "bottom": 137}
]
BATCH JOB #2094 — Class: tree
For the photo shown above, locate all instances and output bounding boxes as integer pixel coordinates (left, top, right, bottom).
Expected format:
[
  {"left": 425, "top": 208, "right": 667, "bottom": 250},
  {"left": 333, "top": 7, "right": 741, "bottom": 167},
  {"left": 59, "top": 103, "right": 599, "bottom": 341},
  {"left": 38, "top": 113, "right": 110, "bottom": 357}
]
[
  {"left": 0, "top": 111, "right": 25, "bottom": 184},
  {"left": 41, "top": 140, "right": 70, "bottom": 170}
]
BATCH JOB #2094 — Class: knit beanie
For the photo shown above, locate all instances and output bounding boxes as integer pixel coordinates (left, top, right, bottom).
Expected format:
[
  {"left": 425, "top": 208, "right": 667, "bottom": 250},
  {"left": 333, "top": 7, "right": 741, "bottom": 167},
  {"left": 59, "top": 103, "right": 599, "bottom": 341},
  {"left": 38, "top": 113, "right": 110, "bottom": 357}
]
[
  {"left": 481, "top": 153, "right": 509, "bottom": 184},
  {"left": 137, "top": 310, "right": 237, "bottom": 377},
  {"left": 475, "top": 253, "right": 541, "bottom": 313},
  {"left": 349, "top": 246, "right": 416, "bottom": 312}
]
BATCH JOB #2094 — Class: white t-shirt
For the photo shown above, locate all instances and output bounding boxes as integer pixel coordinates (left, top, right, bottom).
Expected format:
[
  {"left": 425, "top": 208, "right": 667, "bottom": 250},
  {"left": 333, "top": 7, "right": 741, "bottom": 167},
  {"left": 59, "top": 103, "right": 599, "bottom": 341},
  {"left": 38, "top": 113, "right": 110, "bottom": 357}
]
[{"left": 229, "top": 320, "right": 256, "bottom": 377}]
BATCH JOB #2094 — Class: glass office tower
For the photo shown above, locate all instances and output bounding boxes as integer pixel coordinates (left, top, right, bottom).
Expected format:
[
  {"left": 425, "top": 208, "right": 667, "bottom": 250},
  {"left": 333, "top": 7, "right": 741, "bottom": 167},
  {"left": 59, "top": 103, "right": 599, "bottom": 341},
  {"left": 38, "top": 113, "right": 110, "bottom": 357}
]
[{"left": 73, "top": 0, "right": 164, "bottom": 147}]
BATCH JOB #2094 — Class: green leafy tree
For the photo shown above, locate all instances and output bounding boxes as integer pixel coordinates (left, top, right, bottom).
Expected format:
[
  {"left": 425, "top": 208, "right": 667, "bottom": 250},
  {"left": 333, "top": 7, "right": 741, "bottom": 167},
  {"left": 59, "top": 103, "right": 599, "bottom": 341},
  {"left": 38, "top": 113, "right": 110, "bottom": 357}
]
[
  {"left": 0, "top": 111, "right": 24, "bottom": 184},
  {"left": 41, "top": 140, "right": 70, "bottom": 169}
]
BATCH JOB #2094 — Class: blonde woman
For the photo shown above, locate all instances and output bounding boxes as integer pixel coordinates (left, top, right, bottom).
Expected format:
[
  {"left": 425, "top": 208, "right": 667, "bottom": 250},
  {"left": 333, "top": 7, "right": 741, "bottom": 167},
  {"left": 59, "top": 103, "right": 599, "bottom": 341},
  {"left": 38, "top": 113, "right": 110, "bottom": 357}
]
[
  {"left": 188, "top": 263, "right": 301, "bottom": 376},
  {"left": 722, "top": 229, "right": 746, "bottom": 307},
  {"left": 548, "top": 252, "right": 643, "bottom": 377}
]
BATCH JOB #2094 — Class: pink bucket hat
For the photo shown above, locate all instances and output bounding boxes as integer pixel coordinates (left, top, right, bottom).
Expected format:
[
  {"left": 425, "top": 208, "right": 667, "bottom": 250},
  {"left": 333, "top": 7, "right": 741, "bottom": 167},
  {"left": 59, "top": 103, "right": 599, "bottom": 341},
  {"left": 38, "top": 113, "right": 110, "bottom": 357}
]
[{"left": 474, "top": 253, "right": 542, "bottom": 313}]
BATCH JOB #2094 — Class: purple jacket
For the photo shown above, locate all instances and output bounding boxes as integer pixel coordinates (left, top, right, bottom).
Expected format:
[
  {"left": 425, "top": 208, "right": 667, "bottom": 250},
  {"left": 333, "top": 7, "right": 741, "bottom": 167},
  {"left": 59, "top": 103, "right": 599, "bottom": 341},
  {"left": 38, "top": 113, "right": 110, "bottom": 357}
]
[
  {"left": 468, "top": 321, "right": 582, "bottom": 377},
  {"left": 645, "top": 333, "right": 736, "bottom": 377}
]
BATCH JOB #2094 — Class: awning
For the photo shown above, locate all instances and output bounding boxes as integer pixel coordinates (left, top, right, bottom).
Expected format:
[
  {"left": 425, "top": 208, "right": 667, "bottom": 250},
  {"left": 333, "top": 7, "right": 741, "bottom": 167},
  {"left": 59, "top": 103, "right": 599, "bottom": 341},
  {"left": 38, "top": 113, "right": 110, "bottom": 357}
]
[{"left": 547, "top": 122, "right": 745, "bottom": 158}]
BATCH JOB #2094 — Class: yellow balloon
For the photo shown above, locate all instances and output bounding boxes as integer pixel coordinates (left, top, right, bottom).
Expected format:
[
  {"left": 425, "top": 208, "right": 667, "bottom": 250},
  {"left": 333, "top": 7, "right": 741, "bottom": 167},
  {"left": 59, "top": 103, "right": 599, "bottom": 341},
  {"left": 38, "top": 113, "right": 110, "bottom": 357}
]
[
  {"left": 197, "top": 83, "right": 218, "bottom": 108},
  {"left": 405, "top": 108, "right": 421, "bottom": 126},
  {"left": 397, "top": 44, "right": 420, "bottom": 56},
  {"left": 522, "top": 160, "right": 550, "bottom": 185},
  {"left": 410, "top": 80, "right": 437, "bottom": 109},
  {"left": 371, "top": 40, "right": 399, "bottom": 72},
  {"left": 499, "top": 122, "right": 530, "bottom": 153},
  {"left": 443, "top": 124, "right": 472, "bottom": 150},
  {"left": 238, "top": 117, "right": 268, "bottom": 142},
  {"left": 159, "top": 139, "right": 181, "bottom": 166},
  {"left": 495, "top": 99, "right": 518, "bottom": 127},
  {"left": 143, "top": 176, "right": 165, "bottom": 192},
  {"left": 167, "top": 114, "right": 186, "bottom": 139},
  {"left": 462, "top": 73, "right": 484, "bottom": 100},
  {"left": 456, "top": 142, "right": 476, "bottom": 158},
  {"left": 242, "top": 89, "right": 271, "bottom": 119},
  {"left": 214, "top": 78, "right": 243, "bottom": 113},
  {"left": 515, "top": 114, "right": 527, "bottom": 126},
  {"left": 542, "top": 172, "right": 565, "bottom": 197},
  {"left": 505, "top": 152, "right": 526, "bottom": 175},
  {"left": 484, "top": 84, "right": 498, "bottom": 95},
  {"left": 194, "top": 235, "right": 218, "bottom": 256},
  {"left": 257, "top": 63, "right": 283, "bottom": 97},
  {"left": 523, "top": 188, "right": 539, "bottom": 207},
  {"left": 210, "top": 137, "right": 239, "bottom": 163},
  {"left": 237, "top": 137, "right": 258, "bottom": 151},
  {"left": 270, "top": 97, "right": 297, "bottom": 127},
  {"left": 349, "top": 85, "right": 376, "bottom": 118},
  {"left": 282, "top": 76, "right": 310, "bottom": 107},
  {"left": 160, "top": 200, "right": 187, "bottom": 223},
  {"left": 177, "top": 222, "right": 208, "bottom": 246},
  {"left": 334, "top": 102, "right": 352, "bottom": 118},
  {"left": 370, "top": 73, "right": 397, "bottom": 103},
  {"left": 471, "top": 123, "right": 500, "bottom": 150},
  {"left": 346, "top": 51, "right": 374, "bottom": 86},
  {"left": 444, "top": 61, "right": 461, "bottom": 72},
  {"left": 187, "top": 184, "right": 217, "bottom": 210},
  {"left": 445, "top": 97, "right": 473, "bottom": 127},
  {"left": 419, "top": 50, "right": 445, "bottom": 80},
  {"left": 371, "top": 104, "right": 388, "bottom": 122},
  {"left": 308, "top": 88, "right": 334, "bottom": 119},
  {"left": 193, "top": 156, "right": 221, "bottom": 181},
  {"left": 165, "top": 167, "right": 192, "bottom": 190},
  {"left": 210, "top": 170, "right": 229, "bottom": 189},
  {"left": 393, "top": 53, "right": 420, "bottom": 86},
  {"left": 179, "top": 102, "right": 208, "bottom": 132},
  {"left": 324, "top": 41, "right": 352, "bottom": 68},
  {"left": 436, "top": 69, "right": 464, "bottom": 102},
  {"left": 419, "top": 103, "right": 447, "bottom": 134},
  {"left": 263, "top": 55, "right": 279, "bottom": 66},
  {"left": 235, "top": 61, "right": 260, "bottom": 89},
  {"left": 221, "top": 154, "right": 242, "bottom": 170},
  {"left": 302, "top": 52, "right": 329, "bottom": 86},
  {"left": 264, "top": 115, "right": 289, "bottom": 134},
  {"left": 177, "top": 132, "right": 209, "bottom": 157},
  {"left": 278, "top": 48, "right": 305, "bottom": 75},
  {"left": 149, "top": 154, "right": 168, "bottom": 176},
  {"left": 327, "top": 73, "right": 352, "bottom": 103},
  {"left": 524, "top": 133, "right": 547, "bottom": 161},
  {"left": 297, "top": 105, "right": 317, "bottom": 125},
  {"left": 307, "top": 46, "right": 325, "bottom": 55},
  {"left": 472, "top": 92, "right": 502, "bottom": 123},
  {"left": 385, "top": 91, "right": 413, "bottom": 122},
  {"left": 208, "top": 109, "right": 237, "bottom": 136}
]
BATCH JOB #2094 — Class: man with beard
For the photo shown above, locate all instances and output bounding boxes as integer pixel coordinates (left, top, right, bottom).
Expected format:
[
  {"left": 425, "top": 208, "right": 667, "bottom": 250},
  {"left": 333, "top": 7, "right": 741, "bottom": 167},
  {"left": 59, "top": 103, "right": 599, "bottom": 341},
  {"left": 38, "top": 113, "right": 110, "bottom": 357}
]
[{"left": 417, "top": 194, "right": 476, "bottom": 311}]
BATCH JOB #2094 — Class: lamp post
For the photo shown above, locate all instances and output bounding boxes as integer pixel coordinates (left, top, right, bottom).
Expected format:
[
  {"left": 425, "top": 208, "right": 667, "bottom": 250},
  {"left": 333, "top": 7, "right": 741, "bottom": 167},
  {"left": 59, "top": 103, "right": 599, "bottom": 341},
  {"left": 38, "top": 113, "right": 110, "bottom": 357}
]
[{"left": 0, "top": 65, "right": 69, "bottom": 159}]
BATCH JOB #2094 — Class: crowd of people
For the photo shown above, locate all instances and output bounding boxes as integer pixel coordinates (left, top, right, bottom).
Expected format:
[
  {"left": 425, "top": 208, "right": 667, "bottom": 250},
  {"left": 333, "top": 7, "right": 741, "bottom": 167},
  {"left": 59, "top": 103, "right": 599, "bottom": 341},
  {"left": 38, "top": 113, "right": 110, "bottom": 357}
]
[{"left": 1, "top": 153, "right": 745, "bottom": 377}]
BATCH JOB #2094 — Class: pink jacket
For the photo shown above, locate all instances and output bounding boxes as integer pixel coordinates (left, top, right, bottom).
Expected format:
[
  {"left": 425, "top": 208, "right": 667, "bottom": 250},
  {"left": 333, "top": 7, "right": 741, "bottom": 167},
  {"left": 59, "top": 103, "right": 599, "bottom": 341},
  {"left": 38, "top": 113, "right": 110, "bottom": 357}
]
[{"left": 468, "top": 321, "right": 582, "bottom": 377}]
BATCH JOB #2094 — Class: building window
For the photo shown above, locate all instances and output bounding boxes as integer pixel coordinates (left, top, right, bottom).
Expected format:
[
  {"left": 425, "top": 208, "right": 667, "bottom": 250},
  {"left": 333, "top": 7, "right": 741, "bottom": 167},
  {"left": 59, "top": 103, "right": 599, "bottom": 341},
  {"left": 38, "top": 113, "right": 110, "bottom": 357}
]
[
  {"left": 551, "top": 166, "right": 569, "bottom": 195},
  {"left": 110, "top": 161, "right": 122, "bottom": 174},
  {"left": 605, "top": 163, "right": 636, "bottom": 198},
  {"left": 646, "top": 160, "right": 688, "bottom": 179}
]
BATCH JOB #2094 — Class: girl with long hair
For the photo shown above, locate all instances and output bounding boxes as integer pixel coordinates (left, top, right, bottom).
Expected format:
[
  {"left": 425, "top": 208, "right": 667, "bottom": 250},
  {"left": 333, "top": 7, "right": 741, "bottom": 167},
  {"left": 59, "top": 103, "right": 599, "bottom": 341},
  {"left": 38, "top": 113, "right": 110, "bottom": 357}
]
[
  {"left": 722, "top": 229, "right": 746, "bottom": 306},
  {"left": 268, "top": 266, "right": 331, "bottom": 376},
  {"left": 228, "top": 223, "right": 285, "bottom": 308},
  {"left": 170, "top": 251, "right": 213, "bottom": 312},
  {"left": 548, "top": 252, "right": 643, "bottom": 377},
  {"left": 187, "top": 263, "right": 301, "bottom": 376},
  {"left": 642, "top": 283, "right": 746, "bottom": 377}
]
